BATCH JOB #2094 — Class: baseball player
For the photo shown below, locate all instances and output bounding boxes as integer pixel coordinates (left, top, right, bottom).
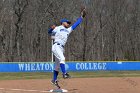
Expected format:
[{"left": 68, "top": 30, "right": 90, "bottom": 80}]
[{"left": 48, "top": 8, "right": 86, "bottom": 89}]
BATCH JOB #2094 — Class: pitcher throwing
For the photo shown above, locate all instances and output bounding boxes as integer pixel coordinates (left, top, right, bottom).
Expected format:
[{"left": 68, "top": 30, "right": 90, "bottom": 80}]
[{"left": 48, "top": 7, "right": 86, "bottom": 89}]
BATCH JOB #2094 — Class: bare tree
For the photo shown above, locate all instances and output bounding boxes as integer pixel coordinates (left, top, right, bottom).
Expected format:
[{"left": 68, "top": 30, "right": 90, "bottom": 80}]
[{"left": 0, "top": 0, "right": 140, "bottom": 62}]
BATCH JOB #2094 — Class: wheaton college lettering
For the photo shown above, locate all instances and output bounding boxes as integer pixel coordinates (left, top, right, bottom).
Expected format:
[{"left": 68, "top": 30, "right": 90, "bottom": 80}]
[
  {"left": 0, "top": 62, "right": 139, "bottom": 72},
  {"left": 18, "top": 62, "right": 107, "bottom": 72},
  {"left": 18, "top": 63, "right": 53, "bottom": 71}
]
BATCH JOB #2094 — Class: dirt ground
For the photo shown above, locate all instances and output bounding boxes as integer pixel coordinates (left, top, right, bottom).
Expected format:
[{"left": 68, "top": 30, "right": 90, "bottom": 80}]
[{"left": 0, "top": 77, "right": 140, "bottom": 93}]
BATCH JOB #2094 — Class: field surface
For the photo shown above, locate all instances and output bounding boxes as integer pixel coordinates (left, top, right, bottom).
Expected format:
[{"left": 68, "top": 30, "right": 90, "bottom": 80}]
[{"left": 0, "top": 71, "right": 140, "bottom": 93}]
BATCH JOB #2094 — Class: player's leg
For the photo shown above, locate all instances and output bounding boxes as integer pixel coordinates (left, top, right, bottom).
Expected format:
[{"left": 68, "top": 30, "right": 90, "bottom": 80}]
[
  {"left": 53, "top": 57, "right": 60, "bottom": 81},
  {"left": 58, "top": 47, "right": 71, "bottom": 79},
  {"left": 51, "top": 45, "right": 61, "bottom": 88},
  {"left": 51, "top": 56, "right": 60, "bottom": 89},
  {"left": 52, "top": 44, "right": 70, "bottom": 79}
]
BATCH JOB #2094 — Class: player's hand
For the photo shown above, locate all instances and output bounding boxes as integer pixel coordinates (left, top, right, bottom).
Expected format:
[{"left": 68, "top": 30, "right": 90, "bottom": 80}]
[
  {"left": 81, "top": 7, "right": 86, "bottom": 18},
  {"left": 48, "top": 24, "right": 56, "bottom": 36},
  {"left": 51, "top": 25, "right": 56, "bottom": 29}
]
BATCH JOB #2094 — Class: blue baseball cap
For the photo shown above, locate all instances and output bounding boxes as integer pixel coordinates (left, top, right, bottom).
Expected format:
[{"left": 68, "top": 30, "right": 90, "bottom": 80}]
[{"left": 60, "top": 18, "right": 71, "bottom": 24}]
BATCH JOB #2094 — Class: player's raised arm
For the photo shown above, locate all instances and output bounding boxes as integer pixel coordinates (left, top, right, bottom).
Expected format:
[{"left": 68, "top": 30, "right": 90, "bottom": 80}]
[
  {"left": 69, "top": 7, "right": 86, "bottom": 31},
  {"left": 71, "top": 17, "right": 83, "bottom": 30}
]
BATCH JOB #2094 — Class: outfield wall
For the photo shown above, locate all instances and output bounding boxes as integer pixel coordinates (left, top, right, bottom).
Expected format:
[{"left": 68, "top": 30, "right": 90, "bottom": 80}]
[{"left": 0, "top": 62, "right": 140, "bottom": 72}]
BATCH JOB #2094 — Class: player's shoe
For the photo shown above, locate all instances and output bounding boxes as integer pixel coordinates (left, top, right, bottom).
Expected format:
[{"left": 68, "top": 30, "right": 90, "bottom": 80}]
[
  {"left": 51, "top": 80, "right": 61, "bottom": 89},
  {"left": 63, "top": 73, "right": 71, "bottom": 79}
]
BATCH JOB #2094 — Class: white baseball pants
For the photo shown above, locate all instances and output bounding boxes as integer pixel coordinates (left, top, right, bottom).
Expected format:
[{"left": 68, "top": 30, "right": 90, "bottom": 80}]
[{"left": 52, "top": 43, "right": 65, "bottom": 71}]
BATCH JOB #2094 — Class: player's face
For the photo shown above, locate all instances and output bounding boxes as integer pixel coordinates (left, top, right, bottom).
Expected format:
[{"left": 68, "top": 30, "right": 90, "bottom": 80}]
[{"left": 63, "top": 22, "right": 70, "bottom": 28}]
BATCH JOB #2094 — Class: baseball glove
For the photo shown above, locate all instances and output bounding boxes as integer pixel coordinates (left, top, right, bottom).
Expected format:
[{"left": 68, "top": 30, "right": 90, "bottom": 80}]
[{"left": 81, "top": 7, "right": 86, "bottom": 18}]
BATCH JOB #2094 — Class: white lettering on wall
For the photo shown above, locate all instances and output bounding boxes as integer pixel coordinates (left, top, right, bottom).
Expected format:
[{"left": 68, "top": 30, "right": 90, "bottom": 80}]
[
  {"left": 76, "top": 62, "right": 106, "bottom": 70},
  {"left": 18, "top": 63, "right": 53, "bottom": 71},
  {"left": 18, "top": 64, "right": 24, "bottom": 71}
]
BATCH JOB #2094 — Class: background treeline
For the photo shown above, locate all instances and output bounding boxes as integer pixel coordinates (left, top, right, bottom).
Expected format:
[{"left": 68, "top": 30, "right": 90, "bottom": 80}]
[{"left": 0, "top": 0, "right": 140, "bottom": 62}]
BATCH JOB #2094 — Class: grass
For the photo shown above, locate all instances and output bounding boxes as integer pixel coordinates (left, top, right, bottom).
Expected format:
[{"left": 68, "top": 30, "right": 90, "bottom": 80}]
[
  {"left": 71, "top": 71, "right": 140, "bottom": 78},
  {"left": 0, "top": 72, "right": 52, "bottom": 80},
  {"left": 0, "top": 71, "right": 140, "bottom": 80}
]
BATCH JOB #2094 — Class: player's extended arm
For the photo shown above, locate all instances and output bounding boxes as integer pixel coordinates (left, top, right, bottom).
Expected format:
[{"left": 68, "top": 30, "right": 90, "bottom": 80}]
[
  {"left": 71, "top": 7, "right": 86, "bottom": 30},
  {"left": 71, "top": 17, "right": 83, "bottom": 30}
]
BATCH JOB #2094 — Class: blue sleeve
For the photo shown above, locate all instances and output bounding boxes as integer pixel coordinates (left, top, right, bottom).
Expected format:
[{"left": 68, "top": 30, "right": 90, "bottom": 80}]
[
  {"left": 71, "top": 17, "right": 83, "bottom": 30},
  {"left": 48, "top": 28, "right": 53, "bottom": 35}
]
